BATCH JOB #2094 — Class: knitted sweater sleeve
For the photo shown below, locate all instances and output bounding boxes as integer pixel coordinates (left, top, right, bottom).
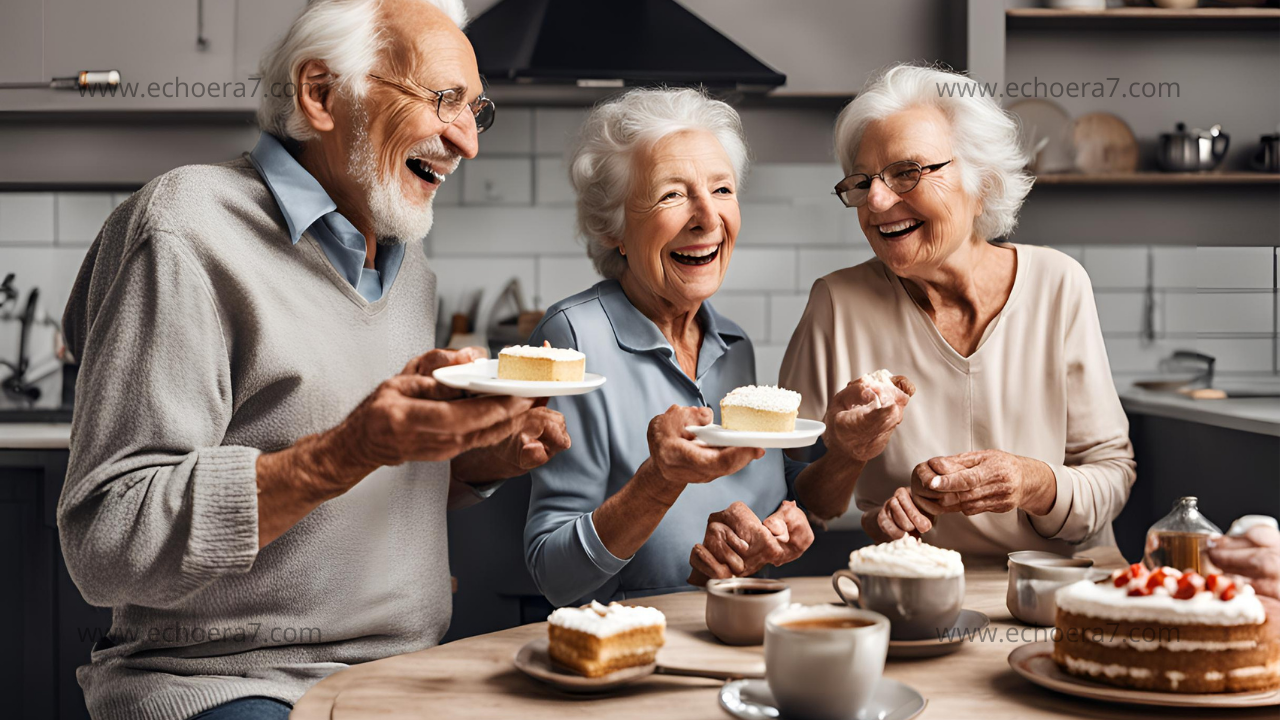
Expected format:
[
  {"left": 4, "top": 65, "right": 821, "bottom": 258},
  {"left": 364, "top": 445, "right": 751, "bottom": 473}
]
[{"left": 58, "top": 227, "right": 259, "bottom": 609}]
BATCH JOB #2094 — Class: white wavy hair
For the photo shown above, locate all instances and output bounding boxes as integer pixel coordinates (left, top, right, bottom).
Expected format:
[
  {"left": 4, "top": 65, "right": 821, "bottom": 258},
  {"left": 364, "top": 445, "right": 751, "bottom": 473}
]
[
  {"left": 569, "top": 87, "right": 750, "bottom": 280},
  {"left": 256, "top": 0, "right": 468, "bottom": 143},
  {"left": 834, "top": 63, "right": 1032, "bottom": 241}
]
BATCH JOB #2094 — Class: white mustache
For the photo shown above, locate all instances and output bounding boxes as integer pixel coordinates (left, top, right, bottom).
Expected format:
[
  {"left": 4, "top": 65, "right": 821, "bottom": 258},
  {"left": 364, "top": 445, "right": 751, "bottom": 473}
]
[{"left": 407, "top": 136, "right": 461, "bottom": 175}]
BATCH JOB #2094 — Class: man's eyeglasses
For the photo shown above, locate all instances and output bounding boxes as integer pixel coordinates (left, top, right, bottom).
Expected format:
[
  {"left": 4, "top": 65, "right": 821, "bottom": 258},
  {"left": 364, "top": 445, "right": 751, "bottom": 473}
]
[
  {"left": 833, "top": 159, "right": 952, "bottom": 208},
  {"left": 367, "top": 73, "right": 496, "bottom": 134}
]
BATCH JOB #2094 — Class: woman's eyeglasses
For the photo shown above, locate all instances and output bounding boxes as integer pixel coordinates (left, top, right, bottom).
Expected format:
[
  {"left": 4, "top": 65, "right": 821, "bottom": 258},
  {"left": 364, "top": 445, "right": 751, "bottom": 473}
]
[
  {"left": 367, "top": 73, "right": 496, "bottom": 134},
  {"left": 833, "top": 159, "right": 951, "bottom": 208}
]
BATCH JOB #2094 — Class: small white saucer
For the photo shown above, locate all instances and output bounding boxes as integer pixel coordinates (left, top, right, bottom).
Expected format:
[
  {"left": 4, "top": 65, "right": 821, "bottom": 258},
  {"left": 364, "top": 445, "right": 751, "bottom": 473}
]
[
  {"left": 433, "top": 358, "right": 606, "bottom": 398},
  {"left": 685, "top": 419, "right": 826, "bottom": 449},
  {"left": 719, "top": 678, "right": 926, "bottom": 720},
  {"left": 888, "top": 609, "right": 990, "bottom": 659}
]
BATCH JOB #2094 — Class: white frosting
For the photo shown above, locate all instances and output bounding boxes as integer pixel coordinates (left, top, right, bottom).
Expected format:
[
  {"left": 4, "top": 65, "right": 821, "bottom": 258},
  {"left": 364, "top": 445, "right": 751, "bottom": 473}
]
[
  {"left": 1229, "top": 662, "right": 1280, "bottom": 678},
  {"left": 1091, "top": 636, "right": 1258, "bottom": 652},
  {"left": 1166, "top": 671, "right": 1185, "bottom": 690},
  {"left": 499, "top": 344, "right": 585, "bottom": 361},
  {"left": 1062, "top": 655, "right": 1153, "bottom": 680},
  {"left": 1206, "top": 671, "right": 1225, "bottom": 681},
  {"left": 859, "top": 369, "right": 900, "bottom": 408},
  {"left": 1228, "top": 515, "right": 1279, "bottom": 537},
  {"left": 847, "top": 535, "right": 964, "bottom": 578},
  {"left": 720, "top": 385, "right": 802, "bottom": 414},
  {"left": 548, "top": 601, "right": 665, "bottom": 637},
  {"left": 1055, "top": 579, "right": 1266, "bottom": 626}
]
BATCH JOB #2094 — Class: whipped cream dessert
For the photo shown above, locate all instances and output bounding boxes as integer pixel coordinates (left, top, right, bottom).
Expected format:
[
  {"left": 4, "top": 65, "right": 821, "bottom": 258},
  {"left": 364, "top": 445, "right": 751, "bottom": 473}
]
[
  {"left": 547, "top": 600, "right": 666, "bottom": 638},
  {"left": 497, "top": 341, "right": 586, "bottom": 382},
  {"left": 859, "top": 368, "right": 900, "bottom": 408},
  {"left": 847, "top": 535, "right": 964, "bottom": 579},
  {"left": 720, "top": 385, "right": 802, "bottom": 433}
]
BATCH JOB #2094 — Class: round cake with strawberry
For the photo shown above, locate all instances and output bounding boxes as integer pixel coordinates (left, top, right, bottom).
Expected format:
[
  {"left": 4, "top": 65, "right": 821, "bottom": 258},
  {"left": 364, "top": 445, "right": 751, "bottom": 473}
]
[{"left": 1052, "top": 563, "right": 1279, "bottom": 693}]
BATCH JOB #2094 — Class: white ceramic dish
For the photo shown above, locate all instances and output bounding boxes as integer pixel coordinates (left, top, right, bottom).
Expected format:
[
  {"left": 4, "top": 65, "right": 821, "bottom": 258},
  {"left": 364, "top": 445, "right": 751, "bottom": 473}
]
[
  {"left": 1008, "top": 641, "right": 1280, "bottom": 708},
  {"left": 684, "top": 419, "right": 825, "bottom": 449},
  {"left": 888, "top": 609, "right": 990, "bottom": 659},
  {"left": 718, "top": 677, "right": 926, "bottom": 720},
  {"left": 432, "top": 358, "right": 606, "bottom": 398}
]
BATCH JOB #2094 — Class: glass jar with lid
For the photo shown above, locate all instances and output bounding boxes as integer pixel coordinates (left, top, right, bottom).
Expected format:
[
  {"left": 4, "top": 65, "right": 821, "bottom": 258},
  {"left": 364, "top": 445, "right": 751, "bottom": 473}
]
[{"left": 1143, "top": 496, "right": 1222, "bottom": 574}]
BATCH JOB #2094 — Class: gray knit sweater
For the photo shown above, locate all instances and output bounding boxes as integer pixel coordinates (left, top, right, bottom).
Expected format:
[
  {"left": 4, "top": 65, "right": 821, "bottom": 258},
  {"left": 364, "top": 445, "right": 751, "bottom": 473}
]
[{"left": 59, "top": 156, "right": 451, "bottom": 720}]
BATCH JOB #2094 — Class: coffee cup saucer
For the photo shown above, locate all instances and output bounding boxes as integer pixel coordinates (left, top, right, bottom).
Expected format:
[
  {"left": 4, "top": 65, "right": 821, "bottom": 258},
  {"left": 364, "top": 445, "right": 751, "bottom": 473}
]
[
  {"left": 888, "top": 609, "right": 990, "bottom": 659},
  {"left": 719, "top": 677, "right": 926, "bottom": 720}
]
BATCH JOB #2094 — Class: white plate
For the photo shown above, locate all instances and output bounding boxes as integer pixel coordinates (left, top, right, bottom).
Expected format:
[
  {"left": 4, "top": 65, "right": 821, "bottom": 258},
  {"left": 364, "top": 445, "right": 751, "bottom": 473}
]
[
  {"left": 719, "top": 677, "right": 926, "bottom": 720},
  {"left": 684, "top": 419, "right": 825, "bottom": 449},
  {"left": 432, "top": 358, "right": 606, "bottom": 398},
  {"left": 1008, "top": 641, "right": 1280, "bottom": 708}
]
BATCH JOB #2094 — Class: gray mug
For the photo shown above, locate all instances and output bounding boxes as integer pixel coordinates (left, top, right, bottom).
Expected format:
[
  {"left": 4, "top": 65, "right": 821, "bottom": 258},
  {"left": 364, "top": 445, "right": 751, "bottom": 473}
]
[
  {"left": 832, "top": 570, "right": 964, "bottom": 640},
  {"left": 1006, "top": 551, "right": 1110, "bottom": 627}
]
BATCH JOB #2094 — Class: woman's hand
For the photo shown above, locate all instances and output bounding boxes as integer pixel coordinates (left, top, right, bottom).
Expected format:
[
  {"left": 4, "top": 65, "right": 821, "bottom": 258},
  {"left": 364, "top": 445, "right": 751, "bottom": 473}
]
[
  {"left": 822, "top": 375, "right": 915, "bottom": 462},
  {"left": 637, "top": 405, "right": 764, "bottom": 504},
  {"left": 1209, "top": 526, "right": 1280, "bottom": 600},
  {"left": 688, "top": 501, "right": 813, "bottom": 584},
  {"left": 862, "top": 486, "right": 933, "bottom": 543},
  {"left": 910, "top": 449, "right": 1056, "bottom": 517}
]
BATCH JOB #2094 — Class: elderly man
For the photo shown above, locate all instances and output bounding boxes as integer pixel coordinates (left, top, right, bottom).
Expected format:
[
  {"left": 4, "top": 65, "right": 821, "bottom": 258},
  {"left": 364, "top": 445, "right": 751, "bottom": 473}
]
[{"left": 56, "top": 1, "right": 569, "bottom": 719}]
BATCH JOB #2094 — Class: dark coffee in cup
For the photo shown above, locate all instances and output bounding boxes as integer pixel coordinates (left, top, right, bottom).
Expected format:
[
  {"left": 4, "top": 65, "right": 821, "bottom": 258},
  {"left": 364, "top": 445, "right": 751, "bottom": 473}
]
[
  {"left": 781, "top": 617, "right": 875, "bottom": 631},
  {"left": 726, "top": 586, "right": 786, "bottom": 596}
]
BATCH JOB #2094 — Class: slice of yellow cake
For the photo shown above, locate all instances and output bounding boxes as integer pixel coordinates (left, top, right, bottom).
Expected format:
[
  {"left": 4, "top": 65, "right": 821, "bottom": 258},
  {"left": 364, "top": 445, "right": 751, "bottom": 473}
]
[
  {"left": 720, "top": 385, "right": 801, "bottom": 433},
  {"left": 497, "top": 342, "right": 586, "bottom": 382},
  {"left": 547, "top": 601, "right": 666, "bottom": 678}
]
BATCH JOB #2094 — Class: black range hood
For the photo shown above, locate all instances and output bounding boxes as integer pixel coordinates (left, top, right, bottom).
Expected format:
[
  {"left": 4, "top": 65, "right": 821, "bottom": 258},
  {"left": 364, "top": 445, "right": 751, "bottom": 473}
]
[{"left": 466, "top": 0, "right": 786, "bottom": 92}]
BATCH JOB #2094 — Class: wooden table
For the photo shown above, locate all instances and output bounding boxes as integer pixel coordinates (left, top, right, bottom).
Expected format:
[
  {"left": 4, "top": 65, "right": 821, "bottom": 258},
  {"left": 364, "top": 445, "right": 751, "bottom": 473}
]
[{"left": 291, "top": 550, "right": 1276, "bottom": 719}]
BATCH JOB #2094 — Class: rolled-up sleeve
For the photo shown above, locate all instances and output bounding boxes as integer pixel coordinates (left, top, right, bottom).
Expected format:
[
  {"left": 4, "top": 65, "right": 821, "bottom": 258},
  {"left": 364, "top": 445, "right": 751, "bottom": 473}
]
[
  {"left": 523, "top": 312, "right": 627, "bottom": 606},
  {"left": 1029, "top": 261, "right": 1136, "bottom": 543}
]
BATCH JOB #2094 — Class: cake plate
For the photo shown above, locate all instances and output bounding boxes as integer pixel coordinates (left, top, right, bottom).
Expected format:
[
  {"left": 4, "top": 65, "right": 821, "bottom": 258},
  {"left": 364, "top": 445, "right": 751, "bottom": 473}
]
[
  {"left": 433, "top": 358, "right": 606, "bottom": 398},
  {"left": 1009, "top": 641, "right": 1280, "bottom": 708},
  {"left": 684, "top": 419, "right": 826, "bottom": 449}
]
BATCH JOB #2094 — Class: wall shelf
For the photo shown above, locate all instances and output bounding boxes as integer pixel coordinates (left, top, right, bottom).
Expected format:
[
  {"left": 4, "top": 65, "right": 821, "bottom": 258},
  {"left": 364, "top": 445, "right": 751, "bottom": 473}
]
[
  {"left": 1006, "top": 7, "right": 1280, "bottom": 31},
  {"left": 1033, "top": 171, "right": 1280, "bottom": 186}
]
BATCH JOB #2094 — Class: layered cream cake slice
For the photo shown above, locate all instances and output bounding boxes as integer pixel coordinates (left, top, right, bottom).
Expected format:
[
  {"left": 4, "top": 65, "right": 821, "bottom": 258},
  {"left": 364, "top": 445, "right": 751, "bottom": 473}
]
[
  {"left": 860, "top": 368, "right": 899, "bottom": 408},
  {"left": 720, "top": 385, "right": 802, "bottom": 433},
  {"left": 547, "top": 601, "right": 666, "bottom": 678},
  {"left": 497, "top": 341, "right": 586, "bottom": 382},
  {"left": 1053, "top": 563, "right": 1279, "bottom": 693}
]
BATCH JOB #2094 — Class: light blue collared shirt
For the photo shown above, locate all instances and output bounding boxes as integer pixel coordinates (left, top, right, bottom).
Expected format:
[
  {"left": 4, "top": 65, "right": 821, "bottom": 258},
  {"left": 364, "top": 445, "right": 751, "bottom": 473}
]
[
  {"left": 248, "top": 132, "right": 404, "bottom": 302},
  {"left": 523, "top": 280, "right": 807, "bottom": 607}
]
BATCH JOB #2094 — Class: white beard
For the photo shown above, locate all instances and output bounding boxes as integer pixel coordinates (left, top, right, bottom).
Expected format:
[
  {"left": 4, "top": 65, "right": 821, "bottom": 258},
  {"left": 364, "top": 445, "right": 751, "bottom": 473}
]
[{"left": 346, "top": 104, "right": 457, "bottom": 245}]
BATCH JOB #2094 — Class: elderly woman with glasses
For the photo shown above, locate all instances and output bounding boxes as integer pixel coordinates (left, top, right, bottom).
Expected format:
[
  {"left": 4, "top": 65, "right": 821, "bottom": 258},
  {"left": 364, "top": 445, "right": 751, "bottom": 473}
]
[
  {"left": 780, "top": 64, "right": 1135, "bottom": 556},
  {"left": 522, "top": 88, "right": 893, "bottom": 607}
]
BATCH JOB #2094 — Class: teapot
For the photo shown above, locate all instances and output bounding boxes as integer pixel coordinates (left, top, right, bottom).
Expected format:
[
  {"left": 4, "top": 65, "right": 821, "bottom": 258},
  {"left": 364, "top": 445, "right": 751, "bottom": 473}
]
[{"left": 1158, "top": 123, "right": 1230, "bottom": 172}]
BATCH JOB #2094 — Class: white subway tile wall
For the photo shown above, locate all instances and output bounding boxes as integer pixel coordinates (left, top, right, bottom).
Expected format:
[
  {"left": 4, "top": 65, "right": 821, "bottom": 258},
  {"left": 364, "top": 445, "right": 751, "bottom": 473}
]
[{"left": 0, "top": 175, "right": 1276, "bottom": 412}]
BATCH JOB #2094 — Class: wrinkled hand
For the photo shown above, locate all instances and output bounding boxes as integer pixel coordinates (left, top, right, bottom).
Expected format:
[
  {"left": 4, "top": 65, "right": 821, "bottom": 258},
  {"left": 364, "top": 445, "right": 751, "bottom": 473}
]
[
  {"left": 910, "top": 449, "right": 1056, "bottom": 517},
  {"left": 822, "top": 375, "right": 915, "bottom": 462},
  {"left": 863, "top": 486, "right": 934, "bottom": 543},
  {"left": 457, "top": 406, "right": 571, "bottom": 480},
  {"left": 330, "top": 347, "right": 536, "bottom": 479},
  {"left": 1209, "top": 526, "right": 1280, "bottom": 600},
  {"left": 639, "top": 406, "right": 764, "bottom": 500},
  {"left": 688, "top": 501, "right": 813, "bottom": 585}
]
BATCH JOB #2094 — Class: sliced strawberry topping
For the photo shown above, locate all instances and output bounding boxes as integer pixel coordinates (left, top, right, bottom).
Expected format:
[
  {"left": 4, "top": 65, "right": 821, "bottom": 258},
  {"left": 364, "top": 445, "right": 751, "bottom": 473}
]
[
  {"left": 1220, "top": 584, "right": 1237, "bottom": 601},
  {"left": 1128, "top": 563, "right": 1144, "bottom": 577},
  {"left": 1173, "top": 582, "right": 1197, "bottom": 600},
  {"left": 1206, "top": 574, "right": 1220, "bottom": 592},
  {"left": 1128, "top": 586, "right": 1149, "bottom": 597}
]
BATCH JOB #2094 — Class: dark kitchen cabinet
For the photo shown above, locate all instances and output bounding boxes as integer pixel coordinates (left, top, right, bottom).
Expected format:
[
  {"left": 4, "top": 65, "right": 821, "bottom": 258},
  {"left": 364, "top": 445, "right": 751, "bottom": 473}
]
[{"left": 1, "top": 448, "right": 108, "bottom": 720}]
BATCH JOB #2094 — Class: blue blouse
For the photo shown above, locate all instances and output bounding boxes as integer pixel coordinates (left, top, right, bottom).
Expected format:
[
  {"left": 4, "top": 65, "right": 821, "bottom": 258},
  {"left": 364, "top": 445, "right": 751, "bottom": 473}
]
[{"left": 523, "top": 280, "right": 805, "bottom": 607}]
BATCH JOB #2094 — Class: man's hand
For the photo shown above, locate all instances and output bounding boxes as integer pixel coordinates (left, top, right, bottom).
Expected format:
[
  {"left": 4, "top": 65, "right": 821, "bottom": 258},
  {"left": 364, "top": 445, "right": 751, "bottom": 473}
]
[
  {"left": 822, "top": 375, "right": 914, "bottom": 463},
  {"left": 688, "top": 500, "right": 813, "bottom": 585},
  {"left": 256, "top": 347, "right": 538, "bottom": 547},
  {"left": 452, "top": 405, "right": 571, "bottom": 484},
  {"left": 910, "top": 449, "right": 1057, "bottom": 518}
]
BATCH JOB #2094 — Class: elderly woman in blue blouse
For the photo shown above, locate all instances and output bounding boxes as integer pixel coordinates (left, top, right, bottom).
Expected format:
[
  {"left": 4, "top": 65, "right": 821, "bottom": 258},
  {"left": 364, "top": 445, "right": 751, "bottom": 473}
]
[{"left": 524, "top": 89, "right": 848, "bottom": 606}]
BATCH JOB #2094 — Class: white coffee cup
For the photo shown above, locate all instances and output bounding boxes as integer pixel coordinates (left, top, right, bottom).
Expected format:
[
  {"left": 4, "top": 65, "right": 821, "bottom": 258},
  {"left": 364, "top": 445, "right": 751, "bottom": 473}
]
[{"left": 764, "top": 603, "right": 890, "bottom": 720}]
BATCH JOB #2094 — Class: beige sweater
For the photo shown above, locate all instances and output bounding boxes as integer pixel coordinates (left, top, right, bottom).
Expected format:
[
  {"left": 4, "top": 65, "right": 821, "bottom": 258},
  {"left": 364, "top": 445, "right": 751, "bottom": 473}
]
[{"left": 779, "top": 243, "right": 1135, "bottom": 556}]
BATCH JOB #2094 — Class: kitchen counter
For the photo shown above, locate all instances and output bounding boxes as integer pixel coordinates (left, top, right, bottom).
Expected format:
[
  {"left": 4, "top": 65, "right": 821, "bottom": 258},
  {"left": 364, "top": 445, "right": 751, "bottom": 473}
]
[
  {"left": 289, "top": 550, "right": 1275, "bottom": 720},
  {"left": 0, "top": 423, "right": 72, "bottom": 449},
  {"left": 1120, "top": 385, "right": 1280, "bottom": 438}
]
